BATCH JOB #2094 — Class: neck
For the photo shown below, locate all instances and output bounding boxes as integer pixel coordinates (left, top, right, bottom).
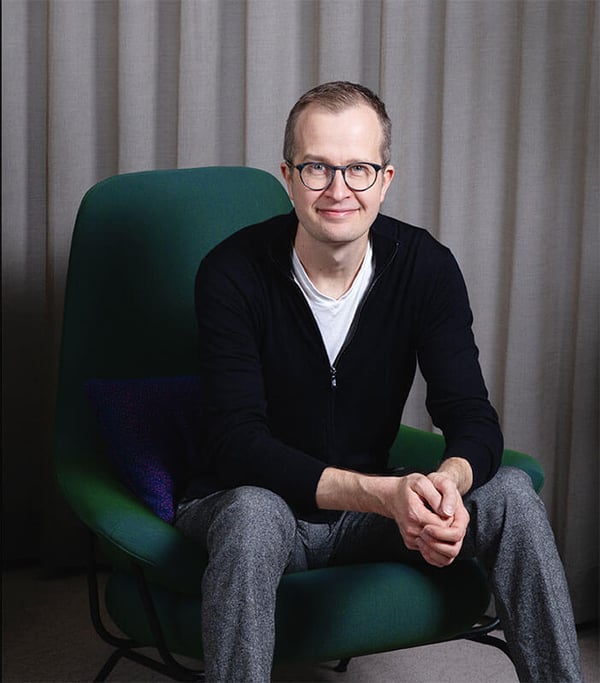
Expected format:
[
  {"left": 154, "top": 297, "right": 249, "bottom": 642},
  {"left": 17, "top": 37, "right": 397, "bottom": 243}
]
[{"left": 294, "top": 231, "right": 369, "bottom": 300}]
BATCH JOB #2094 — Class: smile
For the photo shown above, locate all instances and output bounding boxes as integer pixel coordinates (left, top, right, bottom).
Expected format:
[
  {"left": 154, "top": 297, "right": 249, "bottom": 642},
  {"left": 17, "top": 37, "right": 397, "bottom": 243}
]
[{"left": 317, "top": 208, "right": 359, "bottom": 218}]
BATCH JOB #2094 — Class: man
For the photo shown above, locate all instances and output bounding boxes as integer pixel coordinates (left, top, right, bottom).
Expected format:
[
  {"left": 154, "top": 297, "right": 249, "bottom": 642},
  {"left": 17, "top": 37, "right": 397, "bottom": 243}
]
[{"left": 176, "top": 82, "right": 582, "bottom": 682}]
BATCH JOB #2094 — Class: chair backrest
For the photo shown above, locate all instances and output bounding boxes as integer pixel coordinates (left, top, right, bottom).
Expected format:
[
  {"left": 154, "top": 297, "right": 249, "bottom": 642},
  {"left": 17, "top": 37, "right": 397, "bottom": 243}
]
[{"left": 55, "top": 166, "right": 292, "bottom": 462}]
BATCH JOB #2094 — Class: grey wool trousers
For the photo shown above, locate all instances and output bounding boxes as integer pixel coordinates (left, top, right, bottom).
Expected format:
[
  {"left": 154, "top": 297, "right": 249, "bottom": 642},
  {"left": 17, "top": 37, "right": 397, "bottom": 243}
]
[{"left": 175, "top": 468, "right": 582, "bottom": 683}]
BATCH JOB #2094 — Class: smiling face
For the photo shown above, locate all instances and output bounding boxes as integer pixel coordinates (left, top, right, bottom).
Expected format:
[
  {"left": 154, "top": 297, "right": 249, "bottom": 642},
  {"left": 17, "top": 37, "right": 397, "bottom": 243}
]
[{"left": 281, "top": 103, "right": 394, "bottom": 252}]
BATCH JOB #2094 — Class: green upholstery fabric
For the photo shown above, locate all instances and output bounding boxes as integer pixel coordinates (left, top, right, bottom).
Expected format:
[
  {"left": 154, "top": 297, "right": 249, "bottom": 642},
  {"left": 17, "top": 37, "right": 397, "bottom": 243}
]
[
  {"left": 55, "top": 166, "right": 292, "bottom": 593},
  {"left": 105, "top": 558, "right": 490, "bottom": 664},
  {"left": 55, "top": 166, "right": 544, "bottom": 670}
]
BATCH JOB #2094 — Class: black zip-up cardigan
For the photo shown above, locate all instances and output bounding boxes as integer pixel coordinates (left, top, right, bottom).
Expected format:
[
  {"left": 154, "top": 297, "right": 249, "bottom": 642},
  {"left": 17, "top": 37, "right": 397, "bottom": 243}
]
[{"left": 183, "top": 210, "right": 503, "bottom": 515}]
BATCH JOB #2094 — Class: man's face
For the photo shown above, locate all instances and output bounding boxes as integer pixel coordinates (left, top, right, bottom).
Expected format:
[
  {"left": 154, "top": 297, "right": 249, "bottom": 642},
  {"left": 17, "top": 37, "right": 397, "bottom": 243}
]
[{"left": 281, "top": 103, "right": 394, "bottom": 250}]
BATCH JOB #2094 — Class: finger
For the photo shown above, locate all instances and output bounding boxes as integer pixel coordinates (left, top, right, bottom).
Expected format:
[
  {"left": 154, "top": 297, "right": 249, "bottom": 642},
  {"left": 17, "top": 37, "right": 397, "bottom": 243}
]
[
  {"left": 428, "top": 473, "right": 460, "bottom": 518},
  {"left": 405, "top": 500, "right": 451, "bottom": 540},
  {"left": 408, "top": 475, "right": 445, "bottom": 517},
  {"left": 452, "top": 498, "right": 470, "bottom": 529},
  {"left": 439, "top": 486, "right": 459, "bottom": 518},
  {"left": 421, "top": 518, "right": 467, "bottom": 554},
  {"left": 416, "top": 538, "right": 458, "bottom": 568},
  {"left": 419, "top": 531, "right": 463, "bottom": 562},
  {"left": 422, "top": 523, "right": 465, "bottom": 545},
  {"left": 409, "top": 504, "right": 447, "bottom": 529},
  {"left": 400, "top": 515, "right": 442, "bottom": 548},
  {"left": 403, "top": 533, "right": 421, "bottom": 551},
  {"left": 420, "top": 537, "right": 463, "bottom": 564}
]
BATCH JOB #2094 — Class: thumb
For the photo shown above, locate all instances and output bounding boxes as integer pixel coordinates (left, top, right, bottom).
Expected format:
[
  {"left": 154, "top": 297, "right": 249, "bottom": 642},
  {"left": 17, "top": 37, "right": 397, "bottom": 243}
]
[{"left": 432, "top": 477, "right": 458, "bottom": 518}]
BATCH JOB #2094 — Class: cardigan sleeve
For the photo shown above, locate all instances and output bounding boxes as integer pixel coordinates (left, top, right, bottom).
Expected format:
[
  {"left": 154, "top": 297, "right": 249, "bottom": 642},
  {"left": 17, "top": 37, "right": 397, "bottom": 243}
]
[
  {"left": 415, "top": 246, "right": 503, "bottom": 490},
  {"left": 192, "top": 250, "right": 328, "bottom": 513}
]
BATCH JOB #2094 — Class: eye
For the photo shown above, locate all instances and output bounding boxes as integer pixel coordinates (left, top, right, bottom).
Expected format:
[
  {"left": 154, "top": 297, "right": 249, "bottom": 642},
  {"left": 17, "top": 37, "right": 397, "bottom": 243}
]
[
  {"left": 348, "top": 163, "right": 369, "bottom": 176},
  {"left": 306, "top": 162, "right": 328, "bottom": 176}
]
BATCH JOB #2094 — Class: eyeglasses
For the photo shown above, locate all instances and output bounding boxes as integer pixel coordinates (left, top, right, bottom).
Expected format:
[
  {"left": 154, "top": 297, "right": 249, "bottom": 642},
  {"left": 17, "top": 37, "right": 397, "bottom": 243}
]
[{"left": 286, "top": 160, "right": 384, "bottom": 192}]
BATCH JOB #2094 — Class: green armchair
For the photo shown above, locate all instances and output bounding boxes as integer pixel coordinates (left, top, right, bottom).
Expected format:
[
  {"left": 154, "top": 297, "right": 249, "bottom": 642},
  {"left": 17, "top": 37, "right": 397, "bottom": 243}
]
[{"left": 54, "top": 166, "right": 544, "bottom": 681}]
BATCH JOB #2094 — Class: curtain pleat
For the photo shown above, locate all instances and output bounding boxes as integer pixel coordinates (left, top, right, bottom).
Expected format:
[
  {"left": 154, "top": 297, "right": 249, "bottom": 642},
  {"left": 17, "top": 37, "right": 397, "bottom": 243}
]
[
  {"left": 178, "top": 0, "right": 221, "bottom": 167},
  {"left": 2, "top": 0, "right": 597, "bottom": 623}
]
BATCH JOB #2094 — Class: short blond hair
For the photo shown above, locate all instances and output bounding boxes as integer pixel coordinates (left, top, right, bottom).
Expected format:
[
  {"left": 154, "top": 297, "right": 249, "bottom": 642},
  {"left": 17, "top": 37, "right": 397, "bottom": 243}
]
[{"left": 283, "top": 81, "right": 392, "bottom": 165}]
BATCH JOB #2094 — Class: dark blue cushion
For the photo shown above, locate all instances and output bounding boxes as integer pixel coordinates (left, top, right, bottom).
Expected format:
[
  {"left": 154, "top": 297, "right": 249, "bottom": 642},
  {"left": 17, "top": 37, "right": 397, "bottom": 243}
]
[{"left": 85, "top": 376, "right": 202, "bottom": 523}]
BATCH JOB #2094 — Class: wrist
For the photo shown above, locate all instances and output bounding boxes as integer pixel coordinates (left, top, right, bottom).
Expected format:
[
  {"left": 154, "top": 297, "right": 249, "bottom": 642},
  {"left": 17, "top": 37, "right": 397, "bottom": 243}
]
[{"left": 436, "top": 457, "right": 473, "bottom": 495}]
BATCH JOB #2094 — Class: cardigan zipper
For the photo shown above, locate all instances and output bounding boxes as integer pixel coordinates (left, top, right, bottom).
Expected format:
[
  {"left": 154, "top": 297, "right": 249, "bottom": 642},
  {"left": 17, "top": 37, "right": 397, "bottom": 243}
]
[
  {"left": 277, "top": 240, "right": 400, "bottom": 392},
  {"left": 330, "top": 366, "right": 337, "bottom": 389},
  {"left": 272, "top": 235, "right": 399, "bottom": 461},
  {"left": 325, "top": 247, "right": 397, "bottom": 461},
  {"left": 329, "top": 240, "right": 399, "bottom": 386}
]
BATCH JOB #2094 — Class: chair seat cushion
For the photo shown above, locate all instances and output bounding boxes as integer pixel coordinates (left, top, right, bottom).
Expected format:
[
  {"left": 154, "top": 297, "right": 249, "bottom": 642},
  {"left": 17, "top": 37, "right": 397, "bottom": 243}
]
[
  {"left": 85, "top": 376, "right": 202, "bottom": 522},
  {"left": 105, "top": 558, "right": 491, "bottom": 664}
]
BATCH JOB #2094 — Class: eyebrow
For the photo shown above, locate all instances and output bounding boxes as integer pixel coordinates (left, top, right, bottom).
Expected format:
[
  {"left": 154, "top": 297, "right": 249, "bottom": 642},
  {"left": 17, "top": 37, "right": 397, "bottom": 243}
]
[{"left": 298, "top": 155, "right": 371, "bottom": 164}]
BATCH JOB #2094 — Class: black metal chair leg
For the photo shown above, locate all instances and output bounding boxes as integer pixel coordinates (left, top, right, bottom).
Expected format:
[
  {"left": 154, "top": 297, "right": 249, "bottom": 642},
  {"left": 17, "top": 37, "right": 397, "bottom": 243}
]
[
  {"left": 94, "top": 649, "right": 127, "bottom": 682},
  {"left": 88, "top": 535, "right": 141, "bottom": 650},
  {"left": 334, "top": 657, "right": 352, "bottom": 672},
  {"left": 130, "top": 562, "right": 204, "bottom": 681},
  {"left": 467, "top": 632, "right": 512, "bottom": 658},
  {"left": 87, "top": 531, "right": 204, "bottom": 681},
  {"left": 460, "top": 615, "right": 514, "bottom": 662}
]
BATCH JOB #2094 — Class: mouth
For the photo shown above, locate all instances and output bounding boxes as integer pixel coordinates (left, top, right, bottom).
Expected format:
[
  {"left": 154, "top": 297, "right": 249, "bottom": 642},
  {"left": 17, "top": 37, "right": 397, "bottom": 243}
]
[{"left": 316, "top": 207, "right": 359, "bottom": 219}]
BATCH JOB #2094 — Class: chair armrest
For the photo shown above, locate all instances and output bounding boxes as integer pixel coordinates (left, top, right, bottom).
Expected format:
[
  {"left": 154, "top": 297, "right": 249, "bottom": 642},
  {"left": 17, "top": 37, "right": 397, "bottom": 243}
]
[
  {"left": 388, "top": 424, "right": 445, "bottom": 472},
  {"left": 388, "top": 424, "right": 545, "bottom": 493},
  {"left": 501, "top": 447, "right": 544, "bottom": 493},
  {"left": 56, "top": 450, "right": 206, "bottom": 595}
]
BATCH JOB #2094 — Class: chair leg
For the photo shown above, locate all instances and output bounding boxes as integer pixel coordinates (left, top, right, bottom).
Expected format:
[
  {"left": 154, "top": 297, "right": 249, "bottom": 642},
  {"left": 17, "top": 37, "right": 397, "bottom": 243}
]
[
  {"left": 87, "top": 531, "right": 204, "bottom": 681},
  {"left": 95, "top": 647, "right": 204, "bottom": 683},
  {"left": 87, "top": 533, "right": 143, "bottom": 651},
  {"left": 130, "top": 562, "right": 205, "bottom": 681},
  {"left": 467, "top": 632, "right": 512, "bottom": 658},
  {"left": 334, "top": 657, "right": 352, "bottom": 672},
  {"left": 330, "top": 617, "right": 510, "bottom": 677},
  {"left": 460, "top": 615, "right": 513, "bottom": 662},
  {"left": 94, "top": 649, "right": 127, "bottom": 682}
]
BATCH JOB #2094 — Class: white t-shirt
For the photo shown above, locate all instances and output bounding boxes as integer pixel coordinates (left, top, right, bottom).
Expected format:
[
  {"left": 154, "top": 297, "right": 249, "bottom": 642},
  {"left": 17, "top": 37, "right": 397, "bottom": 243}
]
[{"left": 292, "top": 240, "right": 374, "bottom": 365}]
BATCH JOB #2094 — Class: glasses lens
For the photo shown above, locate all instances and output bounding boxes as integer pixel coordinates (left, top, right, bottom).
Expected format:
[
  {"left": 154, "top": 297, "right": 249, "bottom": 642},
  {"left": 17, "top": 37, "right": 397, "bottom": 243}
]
[
  {"left": 299, "top": 163, "right": 378, "bottom": 191},
  {"left": 344, "top": 163, "right": 377, "bottom": 191},
  {"left": 300, "top": 163, "right": 332, "bottom": 190}
]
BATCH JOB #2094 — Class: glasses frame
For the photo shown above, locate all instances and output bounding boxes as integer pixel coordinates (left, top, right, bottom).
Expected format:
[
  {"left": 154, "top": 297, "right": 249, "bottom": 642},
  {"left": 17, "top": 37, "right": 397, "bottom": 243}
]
[{"left": 286, "top": 160, "right": 384, "bottom": 192}]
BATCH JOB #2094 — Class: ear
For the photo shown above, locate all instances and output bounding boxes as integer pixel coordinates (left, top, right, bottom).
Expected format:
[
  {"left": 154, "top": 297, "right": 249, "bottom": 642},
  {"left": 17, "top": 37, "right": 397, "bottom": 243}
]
[
  {"left": 379, "top": 164, "right": 395, "bottom": 204},
  {"left": 280, "top": 162, "right": 295, "bottom": 202}
]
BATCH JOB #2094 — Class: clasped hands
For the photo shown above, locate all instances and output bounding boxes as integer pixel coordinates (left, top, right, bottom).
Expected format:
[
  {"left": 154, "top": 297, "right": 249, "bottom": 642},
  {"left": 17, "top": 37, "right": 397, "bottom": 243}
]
[
  {"left": 316, "top": 457, "right": 472, "bottom": 568},
  {"left": 389, "top": 470, "right": 470, "bottom": 568}
]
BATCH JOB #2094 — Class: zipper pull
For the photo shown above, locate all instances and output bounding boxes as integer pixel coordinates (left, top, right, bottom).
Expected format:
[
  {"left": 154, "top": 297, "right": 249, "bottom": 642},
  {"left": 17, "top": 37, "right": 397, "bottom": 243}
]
[{"left": 330, "top": 366, "right": 337, "bottom": 389}]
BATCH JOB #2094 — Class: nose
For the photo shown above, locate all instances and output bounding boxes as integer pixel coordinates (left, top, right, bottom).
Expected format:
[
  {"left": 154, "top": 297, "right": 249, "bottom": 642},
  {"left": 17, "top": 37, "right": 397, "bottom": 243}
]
[{"left": 325, "top": 168, "right": 351, "bottom": 199}]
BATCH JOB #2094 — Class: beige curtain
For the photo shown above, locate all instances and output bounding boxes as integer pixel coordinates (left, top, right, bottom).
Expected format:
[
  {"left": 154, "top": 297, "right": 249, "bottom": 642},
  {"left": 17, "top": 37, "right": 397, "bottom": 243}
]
[{"left": 2, "top": 0, "right": 598, "bottom": 623}]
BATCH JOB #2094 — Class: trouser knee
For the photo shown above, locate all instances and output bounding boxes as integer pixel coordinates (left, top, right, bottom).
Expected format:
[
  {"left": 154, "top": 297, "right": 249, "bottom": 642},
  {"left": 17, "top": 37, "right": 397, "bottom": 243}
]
[
  {"left": 464, "top": 467, "right": 548, "bottom": 559},
  {"left": 469, "top": 466, "right": 543, "bottom": 516},
  {"left": 205, "top": 486, "right": 297, "bottom": 566}
]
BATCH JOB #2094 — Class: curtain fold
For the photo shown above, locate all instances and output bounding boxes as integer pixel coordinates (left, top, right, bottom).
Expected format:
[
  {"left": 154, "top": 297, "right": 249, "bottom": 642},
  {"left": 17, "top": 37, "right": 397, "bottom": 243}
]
[{"left": 2, "top": 0, "right": 597, "bottom": 623}]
